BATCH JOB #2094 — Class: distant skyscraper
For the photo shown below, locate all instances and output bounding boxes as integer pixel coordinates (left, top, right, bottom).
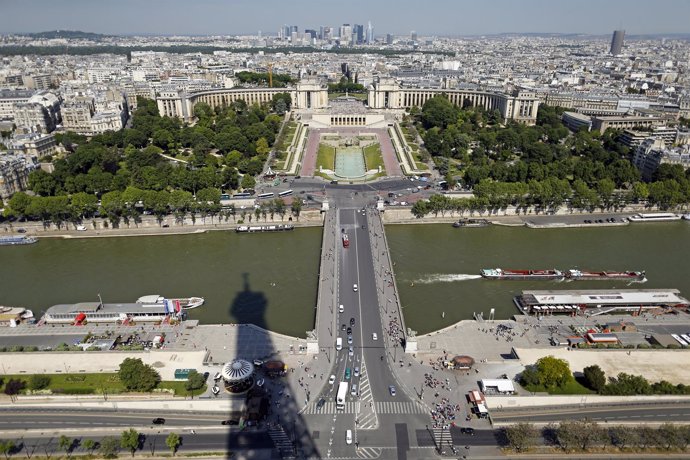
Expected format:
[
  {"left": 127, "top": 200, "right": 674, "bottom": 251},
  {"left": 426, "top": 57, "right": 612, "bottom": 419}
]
[
  {"left": 339, "top": 24, "right": 352, "bottom": 45},
  {"left": 411, "top": 31, "right": 418, "bottom": 42},
  {"left": 366, "top": 21, "right": 373, "bottom": 45},
  {"left": 386, "top": 34, "right": 393, "bottom": 45},
  {"left": 610, "top": 30, "right": 625, "bottom": 55}
]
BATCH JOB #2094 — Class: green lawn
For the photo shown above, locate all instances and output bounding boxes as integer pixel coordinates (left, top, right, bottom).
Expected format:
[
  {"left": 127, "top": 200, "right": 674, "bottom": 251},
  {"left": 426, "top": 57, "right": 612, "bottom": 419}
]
[
  {"left": 524, "top": 379, "right": 595, "bottom": 395},
  {"left": 316, "top": 143, "right": 336, "bottom": 170},
  {"left": 1, "top": 373, "right": 206, "bottom": 396},
  {"left": 363, "top": 143, "right": 384, "bottom": 171}
]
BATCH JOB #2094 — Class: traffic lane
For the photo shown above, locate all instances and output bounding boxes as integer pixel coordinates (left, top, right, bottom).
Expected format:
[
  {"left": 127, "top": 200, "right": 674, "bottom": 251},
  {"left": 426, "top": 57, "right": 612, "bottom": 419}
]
[
  {"left": 0, "top": 412, "right": 234, "bottom": 429},
  {"left": 492, "top": 405, "right": 690, "bottom": 424}
]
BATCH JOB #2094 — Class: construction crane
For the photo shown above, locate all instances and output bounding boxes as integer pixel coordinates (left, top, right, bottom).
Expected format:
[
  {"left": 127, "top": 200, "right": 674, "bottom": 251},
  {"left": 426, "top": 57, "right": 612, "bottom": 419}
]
[{"left": 267, "top": 63, "right": 273, "bottom": 88}]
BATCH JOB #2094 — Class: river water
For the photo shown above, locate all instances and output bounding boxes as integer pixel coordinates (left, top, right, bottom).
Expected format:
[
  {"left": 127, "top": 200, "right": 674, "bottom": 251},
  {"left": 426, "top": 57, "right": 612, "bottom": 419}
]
[
  {"left": 387, "top": 222, "right": 690, "bottom": 335},
  {"left": 3, "top": 222, "right": 689, "bottom": 338},
  {"left": 0, "top": 229, "right": 322, "bottom": 338}
]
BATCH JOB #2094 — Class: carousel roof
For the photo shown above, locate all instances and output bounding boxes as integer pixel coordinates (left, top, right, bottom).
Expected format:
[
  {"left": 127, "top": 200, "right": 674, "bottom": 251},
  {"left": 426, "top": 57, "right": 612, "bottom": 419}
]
[{"left": 221, "top": 359, "right": 255, "bottom": 382}]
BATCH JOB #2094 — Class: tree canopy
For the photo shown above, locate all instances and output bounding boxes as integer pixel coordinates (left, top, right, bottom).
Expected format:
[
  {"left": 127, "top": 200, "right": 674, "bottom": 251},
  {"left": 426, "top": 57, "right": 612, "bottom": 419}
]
[{"left": 117, "top": 358, "right": 160, "bottom": 392}]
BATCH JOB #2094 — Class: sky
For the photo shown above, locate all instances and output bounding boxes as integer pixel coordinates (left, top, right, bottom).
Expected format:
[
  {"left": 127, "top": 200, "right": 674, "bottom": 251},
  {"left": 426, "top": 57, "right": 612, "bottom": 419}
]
[{"left": 1, "top": 0, "right": 689, "bottom": 37}]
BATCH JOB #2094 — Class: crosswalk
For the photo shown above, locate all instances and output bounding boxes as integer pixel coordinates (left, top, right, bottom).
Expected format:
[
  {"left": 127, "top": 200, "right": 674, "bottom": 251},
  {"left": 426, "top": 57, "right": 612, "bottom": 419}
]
[
  {"left": 432, "top": 427, "right": 454, "bottom": 450},
  {"left": 356, "top": 447, "right": 382, "bottom": 459},
  {"left": 268, "top": 426, "right": 294, "bottom": 458},
  {"left": 302, "top": 399, "right": 427, "bottom": 415},
  {"left": 355, "top": 359, "right": 378, "bottom": 430}
]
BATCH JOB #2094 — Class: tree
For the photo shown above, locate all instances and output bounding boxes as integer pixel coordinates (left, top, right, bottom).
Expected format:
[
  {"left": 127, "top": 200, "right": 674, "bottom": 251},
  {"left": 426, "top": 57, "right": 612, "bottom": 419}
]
[
  {"left": 28, "top": 374, "right": 51, "bottom": 391},
  {"left": 504, "top": 423, "right": 537, "bottom": 452},
  {"left": 291, "top": 199, "right": 302, "bottom": 220},
  {"left": 240, "top": 174, "right": 256, "bottom": 190},
  {"left": 529, "top": 356, "right": 573, "bottom": 389},
  {"left": 58, "top": 435, "right": 75, "bottom": 458},
  {"left": 165, "top": 433, "right": 181, "bottom": 456},
  {"left": 28, "top": 169, "right": 57, "bottom": 196},
  {"left": 120, "top": 429, "right": 141, "bottom": 457},
  {"left": 118, "top": 358, "right": 160, "bottom": 392},
  {"left": 421, "top": 95, "right": 459, "bottom": 130},
  {"left": 0, "top": 440, "right": 16, "bottom": 460},
  {"left": 3, "top": 379, "right": 26, "bottom": 398},
  {"left": 608, "top": 425, "right": 637, "bottom": 450},
  {"left": 583, "top": 365, "right": 606, "bottom": 393},
  {"left": 81, "top": 439, "right": 98, "bottom": 456},
  {"left": 184, "top": 370, "right": 206, "bottom": 393},
  {"left": 99, "top": 437, "right": 118, "bottom": 459}
]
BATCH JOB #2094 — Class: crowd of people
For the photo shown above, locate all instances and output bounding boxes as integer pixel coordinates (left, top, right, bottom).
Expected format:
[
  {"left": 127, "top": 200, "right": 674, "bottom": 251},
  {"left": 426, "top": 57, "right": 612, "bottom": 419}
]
[{"left": 430, "top": 398, "right": 461, "bottom": 429}]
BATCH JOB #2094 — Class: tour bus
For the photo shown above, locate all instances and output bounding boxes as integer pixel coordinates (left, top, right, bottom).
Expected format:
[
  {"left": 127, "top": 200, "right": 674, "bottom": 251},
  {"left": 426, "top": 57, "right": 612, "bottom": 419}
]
[
  {"left": 257, "top": 192, "right": 275, "bottom": 199},
  {"left": 336, "top": 382, "right": 348, "bottom": 410},
  {"left": 233, "top": 192, "right": 252, "bottom": 198},
  {"left": 278, "top": 190, "right": 294, "bottom": 197},
  {"left": 336, "top": 337, "right": 342, "bottom": 351}
]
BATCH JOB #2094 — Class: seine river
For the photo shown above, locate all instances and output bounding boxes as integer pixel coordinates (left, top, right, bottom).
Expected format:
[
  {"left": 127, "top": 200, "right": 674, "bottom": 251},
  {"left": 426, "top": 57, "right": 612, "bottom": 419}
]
[
  {"left": 0, "top": 228, "right": 322, "bottom": 338},
  {"left": 3, "top": 222, "right": 690, "bottom": 337},
  {"left": 387, "top": 221, "right": 690, "bottom": 335}
]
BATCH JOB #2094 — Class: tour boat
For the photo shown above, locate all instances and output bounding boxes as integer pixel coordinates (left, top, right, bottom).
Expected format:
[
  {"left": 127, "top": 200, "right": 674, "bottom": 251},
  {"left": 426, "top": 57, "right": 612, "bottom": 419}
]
[{"left": 136, "top": 295, "right": 205, "bottom": 310}]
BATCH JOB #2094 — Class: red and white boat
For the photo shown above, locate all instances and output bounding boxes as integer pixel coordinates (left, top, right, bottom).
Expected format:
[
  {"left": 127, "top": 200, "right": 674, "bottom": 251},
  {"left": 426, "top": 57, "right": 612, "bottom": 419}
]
[{"left": 137, "top": 295, "right": 205, "bottom": 311}]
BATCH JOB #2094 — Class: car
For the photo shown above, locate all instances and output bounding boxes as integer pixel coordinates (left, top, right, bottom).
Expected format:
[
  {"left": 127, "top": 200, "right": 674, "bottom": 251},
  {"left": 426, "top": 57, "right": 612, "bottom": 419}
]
[
  {"left": 330, "top": 180, "right": 339, "bottom": 184},
  {"left": 460, "top": 427, "right": 475, "bottom": 435},
  {"left": 339, "top": 304, "right": 344, "bottom": 313},
  {"left": 348, "top": 346, "right": 354, "bottom": 356},
  {"left": 347, "top": 335, "right": 353, "bottom": 345},
  {"left": 345, "top": 368, "right": 351, "bottom": 380},
  {"left": 361, "top": 225, "right": 366, "bottom": 229},
  {"left": 256, "top": 378, "right": 265, "bottom": 387},
  {"left": 347, "top": 327, "right": 352, "bottom": 335},
  {"left": 162, "top": 223, "right": 170, "bottom": 228},
  {"left": 350, "top": 384, "right": 358, "bottom": 396},
  {"left": 389, "top": 385, "right": 396, "bottom": 396},
  {"left": 328, "top": 374, "right": 336, "bottom": 385},
  {"left": 17, "top": 228, "right": 26, "bottom": 233},
  {"left": 354, "top": 367, "right": 360, "bottom": 377},
  {"left": 353, "top": 284, "right": 358, "bottom": 292},
  {"left": 76, "top": 225, "right": 87, "bottom": 231},
  {"left": 152, "top": 418, "right": 166, "bottom": 425},
  {"left": 346, "top": 429, "right": 353, "bottom": 445},
  {"left": 221, "top": 419, "right": 239, "bottom": 425},
  {"left": 203, "top": 371, "right": 210, "bottom": 380},
  {"left": 253, "top": 359, "right": 263, "bottom": 367},
  {"left": 372, "top": 333, "right": 378, "bottom": 341},
  {"left": 350, "top": 318, "right": 355, "bottom": 326},
  {"left": 316, "top": 397, "right": 326, "bottom": 409},
  {"left": 214, "top": 372, "right": 221, "bottom": 381},
  {"left": 341, "top": 323, "right": 346, "bottom": 331}
]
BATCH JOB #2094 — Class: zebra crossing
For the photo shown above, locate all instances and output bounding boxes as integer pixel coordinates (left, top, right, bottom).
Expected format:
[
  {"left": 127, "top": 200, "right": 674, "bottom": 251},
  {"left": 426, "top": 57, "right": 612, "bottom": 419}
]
[
  {"left": 355, "top": 359, "right": 378, "bottom": 430},
  {"left": 375, "top": 400, "right": 427, "bottom": 414},
  {"left": 356, "top": 447, "right": 382, "bottom": 459},
  {"left": 432, "top": 427, "right": 454, "bottom": 450},
  {"left": 268, "top": 426, "right": 295, "bottom": 458},
  {"left": 302, "top": 399, "right": 427, "bottom": 415}
]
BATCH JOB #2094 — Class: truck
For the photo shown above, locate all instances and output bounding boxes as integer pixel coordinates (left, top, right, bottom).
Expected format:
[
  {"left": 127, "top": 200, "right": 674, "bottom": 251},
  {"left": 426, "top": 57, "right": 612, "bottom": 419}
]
[{"left": 336, "top": 382, "right": 348, "bottom": 410}]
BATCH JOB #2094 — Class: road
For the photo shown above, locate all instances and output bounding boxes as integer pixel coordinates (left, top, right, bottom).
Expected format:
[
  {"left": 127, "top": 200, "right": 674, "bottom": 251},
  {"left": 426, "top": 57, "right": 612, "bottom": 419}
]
[{"left": 491, "top": 402, "right": 690, "bottom": 424}]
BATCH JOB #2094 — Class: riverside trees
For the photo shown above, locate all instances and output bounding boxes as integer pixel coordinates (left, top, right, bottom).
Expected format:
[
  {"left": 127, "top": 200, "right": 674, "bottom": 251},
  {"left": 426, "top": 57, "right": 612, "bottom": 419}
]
[
  {"left": 3, "top": 96, "right": 283, "bottom": 223},
  {"left": 414, "top": 98, "right": 690, "bottom": 210}
]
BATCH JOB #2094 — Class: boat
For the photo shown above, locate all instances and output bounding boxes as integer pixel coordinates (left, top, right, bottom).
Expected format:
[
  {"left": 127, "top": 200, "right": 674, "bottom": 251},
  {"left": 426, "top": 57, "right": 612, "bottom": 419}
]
[
  {"left": 0, "top": 235, "right": 38, "bottom": 246},
  {"left": 453, "top": 219, "right": 490, "bottom": 228},
  {"left": 480, "top": 268, "right": 564, "bottom": 280},
  {"left": 566, "top": 269, "right": 646, "bottom": 281},
  {"left": 628, "top": 213, "right": 681, "bottom": 222},
  {"left": 682, "top": 214, "right": 690, "bottom": 221},
  {"left": 236, "top": 225, "right": 294, "bottom": 233},
  {"left": 136, "top": 295, "right": 205, "bottom": 310},
  {"left": 342, "top": 234, "right": 350, "bottom": 248}
]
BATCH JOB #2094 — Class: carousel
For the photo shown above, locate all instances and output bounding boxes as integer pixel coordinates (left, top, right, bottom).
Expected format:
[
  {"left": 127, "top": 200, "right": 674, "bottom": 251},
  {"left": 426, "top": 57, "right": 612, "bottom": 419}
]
[{"left": 221, "top": 359, "right": 256, "bottom": 393}]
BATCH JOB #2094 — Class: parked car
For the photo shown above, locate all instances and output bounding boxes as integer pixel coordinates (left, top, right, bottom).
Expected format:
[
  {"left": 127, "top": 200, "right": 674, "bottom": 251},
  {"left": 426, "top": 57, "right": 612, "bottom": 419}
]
[
  {"left": 76, "top": 225, "right": 87, "bottom": 231},
  {"left": 221, "top": 419, "right": 239, "bottom": 425},
  {"left": 341, "top": 323, "right": 346, "bottom": 331},
  {"left": 372, "top": 333, "right": 378, "bottom": 341},
  {"left": 152, "top": 418, "right": 166, "bottom": 425}
]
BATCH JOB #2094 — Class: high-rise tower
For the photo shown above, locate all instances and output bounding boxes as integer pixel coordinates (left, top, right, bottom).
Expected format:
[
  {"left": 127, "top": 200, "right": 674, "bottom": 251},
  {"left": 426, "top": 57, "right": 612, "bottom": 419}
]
[{"left": 610, "top": 30, "right": 625, "bottom": 55}]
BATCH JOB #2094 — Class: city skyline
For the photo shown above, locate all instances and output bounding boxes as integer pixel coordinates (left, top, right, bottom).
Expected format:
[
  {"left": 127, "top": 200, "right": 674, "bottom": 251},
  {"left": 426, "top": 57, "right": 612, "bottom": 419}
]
[{"left": 1, "top": 0, "right": 690, "bottom": 37}]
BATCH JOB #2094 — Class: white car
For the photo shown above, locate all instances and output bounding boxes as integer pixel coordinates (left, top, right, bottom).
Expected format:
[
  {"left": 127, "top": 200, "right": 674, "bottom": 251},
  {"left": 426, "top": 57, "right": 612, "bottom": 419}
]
[
  {"left": 346, "top": 429, "right": 353, "bottom": 445},
  {"left": 372, "top": 333, "right": 378, "bottom": 341},
  {"left": 348, "top": 346, "right": 354, "bottom": 356},
  {"left": 76, "top": 225, "right": 87, "bottom": 231},
  {"left": 351, "top": 384, "right": 358, "bottom": 396},
  {"left": 354, "top": 367, "right": 360, "bottom": 377},
  {"left": 339, "top": 304, "right": 344, "bottom": 313},
  {"left": 353, "top": 284, "right": 358, "bottom": 292},
  {"left": 328, "top": 375, "right": 336, "bottom": 385}
]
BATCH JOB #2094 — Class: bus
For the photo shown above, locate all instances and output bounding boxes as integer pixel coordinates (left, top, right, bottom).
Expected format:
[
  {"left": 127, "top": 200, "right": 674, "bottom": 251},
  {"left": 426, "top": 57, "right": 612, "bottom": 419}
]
[
  {"left": 257, "top": 192, "right": 275, "bottom": 199},
  {"left": 336, "top": 382, "right": 348, "bottom": 410},
  {"left": 232, "top": 192, "right": 252, "bottom": 198},
  {"left": 278, "top": 190, "right": 293, "bottom": 197}
]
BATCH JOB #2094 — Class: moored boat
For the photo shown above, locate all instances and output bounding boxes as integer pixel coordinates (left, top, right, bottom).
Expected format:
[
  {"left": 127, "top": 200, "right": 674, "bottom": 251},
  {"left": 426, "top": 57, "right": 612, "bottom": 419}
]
[
  {"left": 0, "top": 235, "right": 38, "bottom": 246},
  {"left": 480, "top": 268, "right": 564, "bottom": 280},
  {"left": 136, "top": 295, "right": 205, "bottom": 310},
  {"left": 236, "top": 225, "right": 294, "bottom": 233},
  {"left": 628, "top": 213, "right": 681, "bottom": 222},
  {"left": 453, "top": 219, "right": 490, "bottom": 228},
  {"left": 566, "top": 269, "right": 646, "bottom": 281}
]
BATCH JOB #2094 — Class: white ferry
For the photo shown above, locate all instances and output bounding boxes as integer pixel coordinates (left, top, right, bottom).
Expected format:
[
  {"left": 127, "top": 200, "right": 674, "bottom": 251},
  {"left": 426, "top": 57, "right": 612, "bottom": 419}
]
[
  {"left": 136, "top": 295, "right": 205, "bottom": 310},
  {"left": 627, "top": 212, "right": 681, "bottom": 222}
]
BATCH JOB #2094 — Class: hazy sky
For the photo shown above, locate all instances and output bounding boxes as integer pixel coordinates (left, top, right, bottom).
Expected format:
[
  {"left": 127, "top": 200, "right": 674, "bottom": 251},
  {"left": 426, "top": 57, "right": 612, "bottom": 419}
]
[{"left": 1, "top": 0, "right": 689, "bottom": 36}]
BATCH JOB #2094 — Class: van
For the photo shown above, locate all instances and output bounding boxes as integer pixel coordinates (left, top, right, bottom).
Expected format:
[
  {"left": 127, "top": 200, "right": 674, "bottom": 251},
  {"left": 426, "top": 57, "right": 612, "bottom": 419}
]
[
  {"left": 339, "top": 304, "right": 344, "bottom": 313},
  {"left": 336, "top": 337, "right": 342, "bottom": 351},
  {"left": 346, "top": 429, "right": 353, "bottom": 445}
]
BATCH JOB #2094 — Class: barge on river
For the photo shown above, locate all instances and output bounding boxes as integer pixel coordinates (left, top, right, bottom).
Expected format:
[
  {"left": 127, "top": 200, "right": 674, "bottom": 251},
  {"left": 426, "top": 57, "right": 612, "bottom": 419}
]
[
  {"left": 565, "top": 269, "right": 646, "bottom": 281},
  {"left": 481, "top": 268, "right": 564, "bottom": 280},
  {"left": 514, "top": 289, "right": 690, "bottom": 316},
  {"left": 236, "top": 225, "right": 294, "bottom": 233},
  {"left": 453, "top": 219, "right": 490, "bottom": 228},
  {"left": 0, "top": 235, "right": 38, "bottom": 246}
]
